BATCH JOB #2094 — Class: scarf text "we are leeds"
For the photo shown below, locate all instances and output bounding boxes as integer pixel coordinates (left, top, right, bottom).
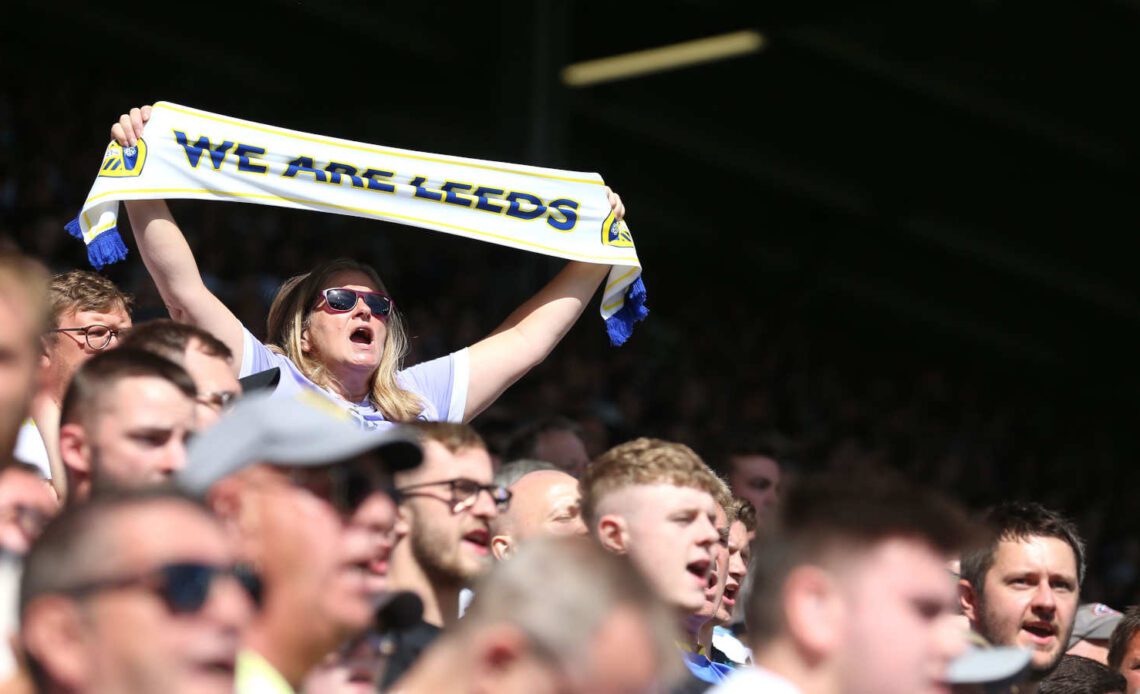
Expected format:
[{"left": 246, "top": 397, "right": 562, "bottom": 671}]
[{"left": 67, "top": 102, "right": 647, "bottom": 345}]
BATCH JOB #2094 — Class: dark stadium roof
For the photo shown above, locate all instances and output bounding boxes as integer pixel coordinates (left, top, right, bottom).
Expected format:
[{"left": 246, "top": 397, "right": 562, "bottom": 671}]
[{"left": 9, "top": 0, "right": 1140, "bottom": 392}]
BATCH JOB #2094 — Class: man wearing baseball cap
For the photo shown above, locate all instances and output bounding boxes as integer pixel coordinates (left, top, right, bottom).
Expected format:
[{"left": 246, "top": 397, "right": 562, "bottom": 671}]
[
  {"left": 1067, "top": 604, "right": 1124, "bottom": 666},
  {"left": 179, "top": 391, "right": 422, "bottom": 693}
]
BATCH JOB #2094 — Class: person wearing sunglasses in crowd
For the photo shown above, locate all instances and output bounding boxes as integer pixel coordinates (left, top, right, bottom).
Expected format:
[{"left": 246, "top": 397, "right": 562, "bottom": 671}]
[
  {"left": 110, "top": 106, "right": 626, "bottom": 431},
  {"left": 381, "top": 422, "right": 505, "bottom": 689},
  {"left": 18, "top": 488, "right": 257, "bottom": 694},
  {"left": 120, "top": 319, "right": 242, "bottom": 428},
  {"left": 177, "top": 392, "right": 422, "bottom": 694},
  {"left": 58, "top": 349, "right": 198, "bottom": 503},
  {"left": 16, "top": 270, "right": 132, "bottom": 494}
]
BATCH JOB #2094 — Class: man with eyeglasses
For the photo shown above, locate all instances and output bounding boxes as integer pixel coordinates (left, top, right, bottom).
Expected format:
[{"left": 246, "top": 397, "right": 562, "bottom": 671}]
[
  {"left": 58, "top": 348, "right": 198, "bottom": 503},
  {"left": 17, "top": 270, "right": 132, "bottom": 489},
  {"left": 382, "top": 421, "right": 504, "bottom": 689},
  {"left": 120, "top": 319, "right": 242, "bottom": 428},
  {"left": 178, "top": 391, "right": 422, "bottom": 693},
  {"left": 19, "top": 488, "right": 256, "bottom": 694}
]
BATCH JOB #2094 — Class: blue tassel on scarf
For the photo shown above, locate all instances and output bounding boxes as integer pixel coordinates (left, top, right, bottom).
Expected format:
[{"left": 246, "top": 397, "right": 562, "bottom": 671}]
[
  {"left": 65, "top": 217, "right": 129, "bottom": 269},
  {"left": 605, "top": 276, "right": 649, "bottom": 347}
]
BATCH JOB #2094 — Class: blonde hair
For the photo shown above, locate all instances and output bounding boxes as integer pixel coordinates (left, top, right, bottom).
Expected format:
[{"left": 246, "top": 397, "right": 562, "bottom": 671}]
[
  {"left": 265, "top": 258, "right": 423, "bottom": 421},
  {"left": 579, "top": 437, "right": 726, "bottom": 525}
]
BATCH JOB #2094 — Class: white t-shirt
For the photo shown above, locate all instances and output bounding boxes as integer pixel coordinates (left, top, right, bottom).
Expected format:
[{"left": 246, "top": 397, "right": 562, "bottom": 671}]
[
  {"left": 239, "top": 327, "right": 469, "bottom": 428},
  {"left": 709, "top": 666, "right": 803, "bottom": 694},
  {"left": 13, "top": 421, "right": 51, "bottom": 479}
]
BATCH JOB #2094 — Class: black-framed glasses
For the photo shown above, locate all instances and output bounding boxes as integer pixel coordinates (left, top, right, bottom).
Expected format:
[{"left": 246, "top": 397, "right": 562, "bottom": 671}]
[
  {"left": 195, "top": 390, "right": 239, "bottom": 413},
  {"left": 59, "top": 561, "right": 262, "bottom": 614},
  {"left": 395, "top": 478, "right": 511, "bottom": 513},
  {"left": 316, "top": 288, "right": 393, "bottom": 319},
  {"left": 48, "top": 324, "right": 128, "bottom": 350}
]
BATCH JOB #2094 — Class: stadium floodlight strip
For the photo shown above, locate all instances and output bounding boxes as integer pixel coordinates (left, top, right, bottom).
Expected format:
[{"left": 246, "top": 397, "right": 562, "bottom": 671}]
[{"left": 561, "top": 30, "right": 765, "bottom": 87}]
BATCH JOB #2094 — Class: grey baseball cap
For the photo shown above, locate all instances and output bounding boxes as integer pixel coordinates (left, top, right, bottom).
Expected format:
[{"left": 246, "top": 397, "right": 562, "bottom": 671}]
[
  {"left": 944, "top": 632, "right": 1032, "bottom": 686},
  {"left": 179, "top": 391, "right": 421, "bottom": 495},
  {"left": 1069, "top": 602, "right": 1123, "bottom": 648}
]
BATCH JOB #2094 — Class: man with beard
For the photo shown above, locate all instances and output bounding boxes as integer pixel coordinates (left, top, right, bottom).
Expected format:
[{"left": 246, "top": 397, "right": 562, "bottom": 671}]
[
  {"left": 959, "top": 502, "right": 1085, "bottom": 694},
  {"left": 384, "top": 422, "right": 505, "bottom": 688},
  {"left": 58, "top": 348, "right": 198, "bottom": 501}
]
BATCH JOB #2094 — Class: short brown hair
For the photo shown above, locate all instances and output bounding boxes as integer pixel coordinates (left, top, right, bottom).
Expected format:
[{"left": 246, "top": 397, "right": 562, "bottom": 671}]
[
  {"left": 730, "top": 498, "right": 758, "bottom": 533},
  {"left": 120, "top": 319, "right": 232, "bottom": 365},
  {"left": 959, "top": 502, "right": 1086, "bottom": 598},
  {"left": 47, "top": 270, "right": 133, "bottom": 329},
  {"left": 1107, "top": 606, "right": 1140, "bottom": 671},
  {"left": 745, "top": 473, "right": 976, "bottom": 645},
  {"left": 403, "top": 421, "right": 486, "bottom": 454},
  {"left": 579, "top": 438, "right": 725, "bottom": 525},
  {"left": 60, "top": 348, "right": 197, "bottom": 427}
]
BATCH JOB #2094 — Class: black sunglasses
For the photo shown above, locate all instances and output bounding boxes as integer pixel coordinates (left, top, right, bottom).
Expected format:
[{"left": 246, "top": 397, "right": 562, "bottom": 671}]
[
  {"left": 61, "top": 562, "right": 262, "bottom": 614},
  {"left": 317, "top": 288, "right": 393, "bottom": 318},
  {"left": 288, "top": 462, "right": 395, "bottom": 517}
]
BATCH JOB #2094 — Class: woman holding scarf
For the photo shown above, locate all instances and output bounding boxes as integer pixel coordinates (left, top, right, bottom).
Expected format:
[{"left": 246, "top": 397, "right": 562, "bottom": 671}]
[{"left": 110, "top": 106, "right": 626, "bottom": 429}]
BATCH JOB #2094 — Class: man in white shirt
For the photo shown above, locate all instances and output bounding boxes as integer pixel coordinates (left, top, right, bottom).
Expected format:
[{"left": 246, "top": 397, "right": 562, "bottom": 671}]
[{"left": 712, "top": 474, "right": 975, "bottom": 694}]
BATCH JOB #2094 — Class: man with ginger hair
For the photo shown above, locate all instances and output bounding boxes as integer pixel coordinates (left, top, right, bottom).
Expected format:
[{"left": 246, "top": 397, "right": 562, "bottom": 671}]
[
  {"left": 17, "top": 270, "right": 132, "bottom": 489},
  {"left": 579, "top": 437, "right": 725, "bottom": 687}
]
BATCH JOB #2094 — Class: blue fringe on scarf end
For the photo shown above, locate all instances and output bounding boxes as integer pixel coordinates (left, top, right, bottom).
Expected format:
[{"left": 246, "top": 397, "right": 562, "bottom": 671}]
[
  {"left": 66, "top": 217, "right": 129, "bottom": 269},
  {"left": 605, "top": 276, "right": 649, "bottom": 347}
]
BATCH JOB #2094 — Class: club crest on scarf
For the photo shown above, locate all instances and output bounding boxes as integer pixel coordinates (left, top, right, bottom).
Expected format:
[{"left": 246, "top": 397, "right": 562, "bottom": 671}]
[
  {"left": 99, "top": 140, "right": 148, "bottom": 178},
  {"left": 601, "top": 211, "right": 634, "bottom": 248}
]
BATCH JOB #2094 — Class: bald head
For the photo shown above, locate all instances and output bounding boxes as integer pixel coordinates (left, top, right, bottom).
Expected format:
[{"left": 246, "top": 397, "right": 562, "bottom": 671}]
[{"left": 491, "top": 470, "right": 586, "bottom": 560}]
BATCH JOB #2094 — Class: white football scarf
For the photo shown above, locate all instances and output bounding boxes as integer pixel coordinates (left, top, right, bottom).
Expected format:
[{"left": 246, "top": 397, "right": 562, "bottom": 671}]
[{"left": 67, "top": 101, "right": 647, "bottom": 345}]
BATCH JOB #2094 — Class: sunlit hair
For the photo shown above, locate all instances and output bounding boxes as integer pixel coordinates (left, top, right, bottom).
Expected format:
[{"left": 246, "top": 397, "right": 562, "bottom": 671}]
[
  {"left": 47, "top": 270, "right": 133, "bottom": 329},
  {"left": 265, "top": 258, "right": 422, "bottom": 421},
  {"left": 579, "top": 438, "right": 725, "bottom": 526}
]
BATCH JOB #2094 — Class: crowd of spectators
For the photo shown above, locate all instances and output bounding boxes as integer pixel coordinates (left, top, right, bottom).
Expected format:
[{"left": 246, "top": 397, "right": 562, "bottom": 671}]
[{"left": 0, "top": 84, "right": 1138, "bottom": 694}]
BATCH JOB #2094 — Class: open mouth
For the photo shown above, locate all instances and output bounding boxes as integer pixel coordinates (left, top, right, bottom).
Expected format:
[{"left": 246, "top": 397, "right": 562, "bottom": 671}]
[
  {"left": 463, "top": 529, "right": 490, "bottom": 552},
  {"left": 195, "top": 655, "right": 236, "bottom": 677},
  {"left": 722, "top": 584, "right": 739, "bottom": 607},
  {"left": 686, "top": 559, "right": 711, "bottom": 585},
  {"left": 350, "top": 326, "right": 374, "bottom": 345},
  {"left": 1022, "top": 621, "right": 1057, "bottom": 643}
]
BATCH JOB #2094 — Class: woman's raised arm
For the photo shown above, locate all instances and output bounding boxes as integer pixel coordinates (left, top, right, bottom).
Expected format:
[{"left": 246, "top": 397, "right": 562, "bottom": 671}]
[
  {"left": 463, "top": 189, "right": 626, "bottom": 421},
  {"left": 113, "top": 106, "right": 245, "bottom": 374}
]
